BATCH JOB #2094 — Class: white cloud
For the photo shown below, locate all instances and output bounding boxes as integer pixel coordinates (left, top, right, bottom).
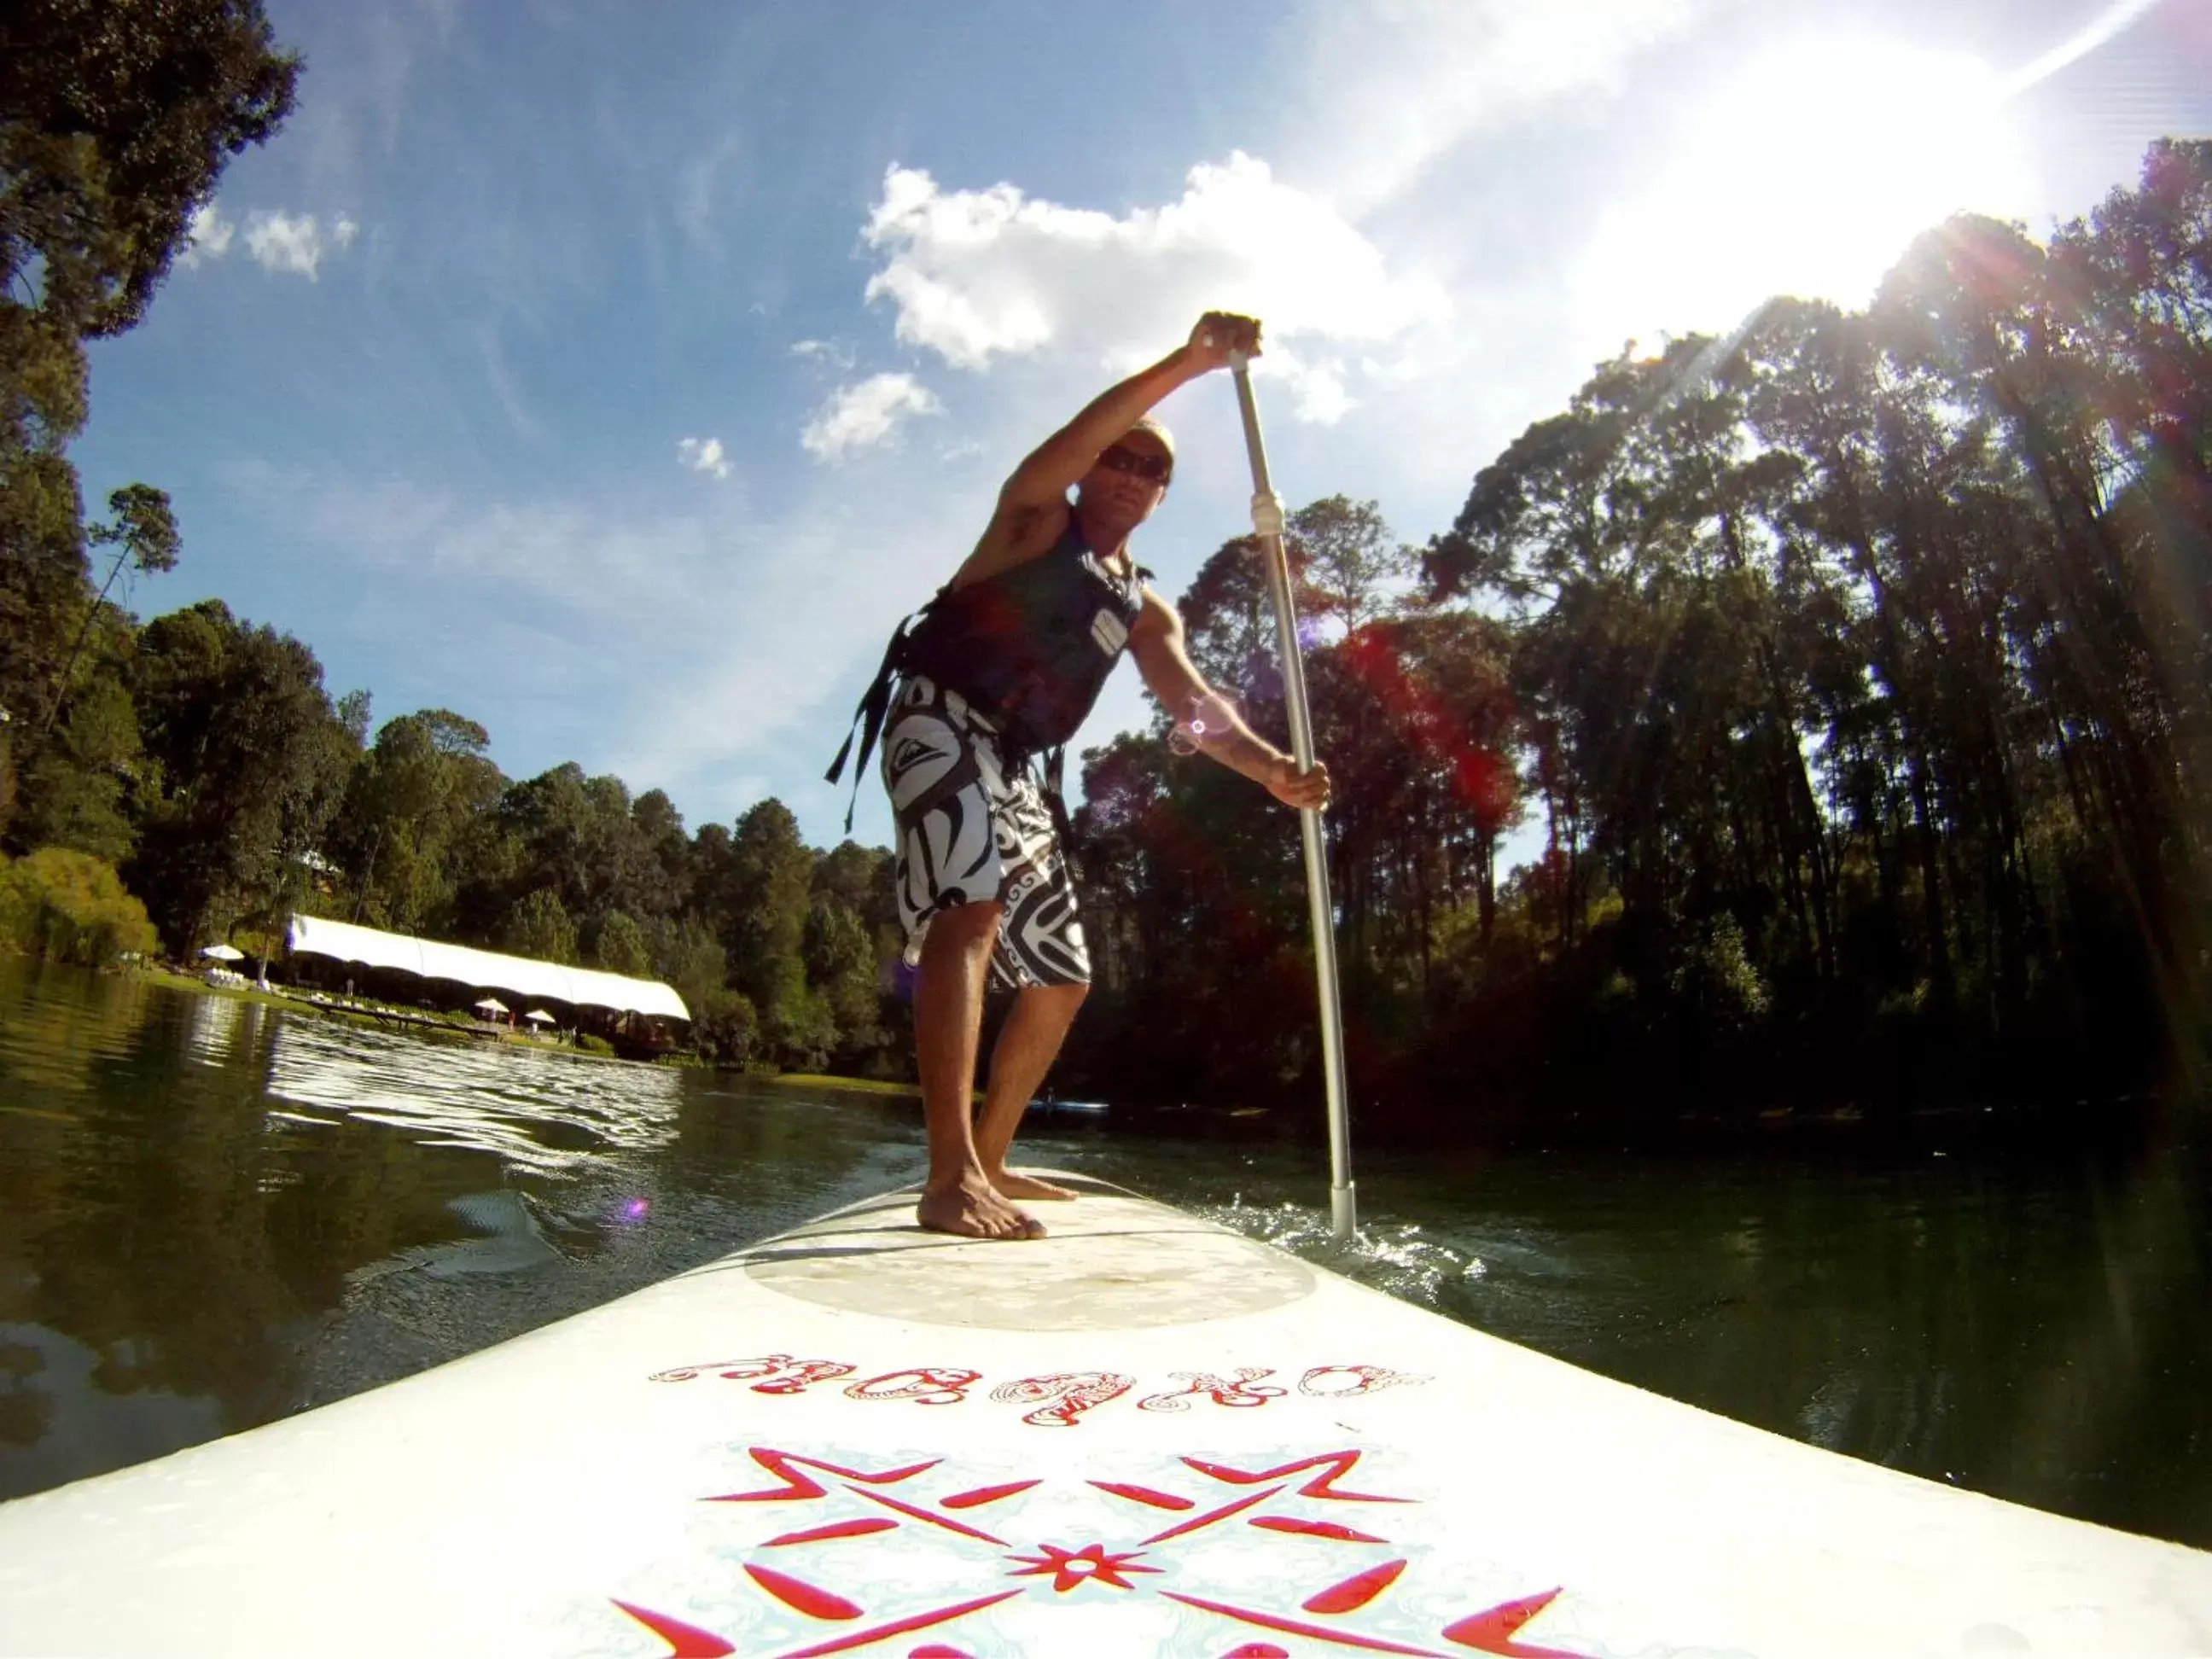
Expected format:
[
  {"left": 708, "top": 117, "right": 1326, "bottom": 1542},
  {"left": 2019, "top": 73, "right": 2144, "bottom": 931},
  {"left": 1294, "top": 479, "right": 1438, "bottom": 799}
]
[
  {"left": 801, "top": 373, "right": 944, "bottom": 462},
  {"left": 242, "top": 210, "right": 358, "bottom": 279},
  {"left": 1284, "top": 0, "right": 1726, "bottom": 212},
  {"left": 677, "top": 436, "right": 731, "bottom": 479},
  {"left": 790, "top": 338, "right": 857, "bottom": 370},
  {"left": 856, "top": 154, "right": 1449, "bottom": 421},
  {"left": 1281, "top": 355, "right": 1354, "bottom": 425},
  {"left": 178, "top": 203, "right": 236, "bottom": 267}
]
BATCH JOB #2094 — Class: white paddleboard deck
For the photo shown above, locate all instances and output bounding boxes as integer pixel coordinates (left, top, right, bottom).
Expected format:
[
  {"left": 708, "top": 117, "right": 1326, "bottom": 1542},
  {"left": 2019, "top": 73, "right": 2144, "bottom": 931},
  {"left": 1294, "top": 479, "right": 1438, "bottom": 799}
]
[{"left": 2, "top": 1175, "right": 2207, "bottom": 1657}]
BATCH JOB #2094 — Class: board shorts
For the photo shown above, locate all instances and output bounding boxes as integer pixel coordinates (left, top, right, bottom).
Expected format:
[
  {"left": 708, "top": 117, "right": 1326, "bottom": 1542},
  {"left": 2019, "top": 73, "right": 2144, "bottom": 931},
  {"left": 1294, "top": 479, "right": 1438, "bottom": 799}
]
[{"left": 880, "top": 674, "right": 1091, "bottom": 990}]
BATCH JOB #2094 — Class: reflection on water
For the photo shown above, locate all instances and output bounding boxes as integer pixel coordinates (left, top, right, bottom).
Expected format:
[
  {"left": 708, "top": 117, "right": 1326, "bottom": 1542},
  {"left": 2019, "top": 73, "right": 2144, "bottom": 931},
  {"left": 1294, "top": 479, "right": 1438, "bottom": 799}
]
[
  {"left": 266, "top": 1017, "right": 684, "bottom": 1174},
  {"left": 1, "top": 958, "right": 2208, "bottom": 1550},
  {"left": 184, "top": 992, "right": 244, "bottom": 1068},
  {"left": 0, "top": 958, "right": 930, "bottom": 1503}
]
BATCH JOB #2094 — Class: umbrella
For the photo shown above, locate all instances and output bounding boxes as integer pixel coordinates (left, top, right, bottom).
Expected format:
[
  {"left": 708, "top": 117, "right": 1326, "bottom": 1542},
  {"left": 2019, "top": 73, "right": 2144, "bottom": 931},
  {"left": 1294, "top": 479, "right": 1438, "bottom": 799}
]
[
  {"left": 200, "top": 943, "right": 245, "bottom": 962},
  {"left": 474, "top": 997, "right": 508, "bottom": 1015},
  {"left": 523, "top": 1009, "right": 556, "bottom": 1025}
]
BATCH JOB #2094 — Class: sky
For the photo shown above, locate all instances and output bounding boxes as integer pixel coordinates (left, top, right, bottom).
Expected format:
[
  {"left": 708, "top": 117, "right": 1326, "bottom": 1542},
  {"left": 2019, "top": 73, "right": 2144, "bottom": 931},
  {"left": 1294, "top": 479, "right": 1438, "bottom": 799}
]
[{"left": 73, "top": 0, "right": 2212, "bottom": 859}]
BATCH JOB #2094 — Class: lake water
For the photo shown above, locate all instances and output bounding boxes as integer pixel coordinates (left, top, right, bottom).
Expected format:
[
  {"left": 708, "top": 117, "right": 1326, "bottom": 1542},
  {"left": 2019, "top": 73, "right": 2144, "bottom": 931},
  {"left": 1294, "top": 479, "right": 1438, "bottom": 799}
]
[{"left": 2, "top": 957, "right": 2207, "bottom": 1547}]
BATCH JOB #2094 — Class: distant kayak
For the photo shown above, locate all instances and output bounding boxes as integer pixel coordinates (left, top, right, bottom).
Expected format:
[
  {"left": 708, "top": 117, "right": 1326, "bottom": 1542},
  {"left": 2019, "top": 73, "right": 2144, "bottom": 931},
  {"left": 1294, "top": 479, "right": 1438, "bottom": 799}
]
[
  {"left": 2, "top": 1175, "right": 2208, "bottom": 1656},
  {"left": 1028, "top": 1096, "right": 1109, "bottom": 1115}
]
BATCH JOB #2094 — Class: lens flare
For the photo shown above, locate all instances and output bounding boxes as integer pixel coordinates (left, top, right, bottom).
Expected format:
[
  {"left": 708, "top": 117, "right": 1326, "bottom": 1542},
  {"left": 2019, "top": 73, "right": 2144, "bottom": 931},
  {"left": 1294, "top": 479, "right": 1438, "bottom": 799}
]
[{"left": 1171, "top": 691, "right": 1241, "bottom": 757}]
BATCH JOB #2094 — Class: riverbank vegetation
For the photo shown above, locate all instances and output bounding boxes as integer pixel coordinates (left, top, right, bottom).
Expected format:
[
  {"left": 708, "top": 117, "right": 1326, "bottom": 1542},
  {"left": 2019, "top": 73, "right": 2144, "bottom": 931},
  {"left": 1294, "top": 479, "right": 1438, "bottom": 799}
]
[
  {"left": 1073, "top": 143, "right": 2212, "bottom": 1136},
  {"left": 0, "top": 848, "right": 158, "bottom": 966},
  {"left": 0, "top": 9, "right": 2203, "bottom": 1132}
]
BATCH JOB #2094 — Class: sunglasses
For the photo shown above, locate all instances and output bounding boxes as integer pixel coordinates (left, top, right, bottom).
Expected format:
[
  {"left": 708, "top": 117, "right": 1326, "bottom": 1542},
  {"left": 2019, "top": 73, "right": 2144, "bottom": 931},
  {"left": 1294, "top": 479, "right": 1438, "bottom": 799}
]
[{"left": 1096, "top": 444, "right": 1172, "bottom": 484}]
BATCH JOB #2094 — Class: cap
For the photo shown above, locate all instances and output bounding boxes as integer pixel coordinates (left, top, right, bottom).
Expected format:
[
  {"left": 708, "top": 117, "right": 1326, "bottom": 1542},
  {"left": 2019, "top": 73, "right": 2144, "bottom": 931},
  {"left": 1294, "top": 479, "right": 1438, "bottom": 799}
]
[{"left": 1124, "top": 415, "right": 1175, "bottom": 466}]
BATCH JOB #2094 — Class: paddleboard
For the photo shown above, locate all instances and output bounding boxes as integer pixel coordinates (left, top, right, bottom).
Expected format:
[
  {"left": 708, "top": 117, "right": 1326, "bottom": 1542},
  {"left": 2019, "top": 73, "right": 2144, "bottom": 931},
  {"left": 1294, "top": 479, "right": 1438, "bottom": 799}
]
[{"left": 2, "top": 1174, "right": 2208, "bottom": 1657}]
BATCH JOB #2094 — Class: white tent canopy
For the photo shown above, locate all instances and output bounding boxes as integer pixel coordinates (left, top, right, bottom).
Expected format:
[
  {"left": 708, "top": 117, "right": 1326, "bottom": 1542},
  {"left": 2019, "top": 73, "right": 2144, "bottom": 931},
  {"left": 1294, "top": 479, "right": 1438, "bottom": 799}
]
[{"left": 286, "top": 914, "right": 691, "bottom": 1022}]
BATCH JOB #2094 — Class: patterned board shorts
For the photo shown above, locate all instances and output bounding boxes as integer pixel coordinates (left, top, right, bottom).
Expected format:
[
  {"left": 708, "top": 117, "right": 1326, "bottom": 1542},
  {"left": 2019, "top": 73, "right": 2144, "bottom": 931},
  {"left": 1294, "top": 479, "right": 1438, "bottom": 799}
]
[{"left": 881, "top": 675, "right": 1091, "bottom": 990}]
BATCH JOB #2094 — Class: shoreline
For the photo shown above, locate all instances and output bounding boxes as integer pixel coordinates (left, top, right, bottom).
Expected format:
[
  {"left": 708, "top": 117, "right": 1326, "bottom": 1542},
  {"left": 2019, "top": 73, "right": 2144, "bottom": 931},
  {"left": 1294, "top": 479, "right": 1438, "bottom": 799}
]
[
  {"left": 131, "top": 963, "right": 663, "bottom": 1067},
  {"left": 131, "top": 963, "right": 916, "bottom": 1087}
]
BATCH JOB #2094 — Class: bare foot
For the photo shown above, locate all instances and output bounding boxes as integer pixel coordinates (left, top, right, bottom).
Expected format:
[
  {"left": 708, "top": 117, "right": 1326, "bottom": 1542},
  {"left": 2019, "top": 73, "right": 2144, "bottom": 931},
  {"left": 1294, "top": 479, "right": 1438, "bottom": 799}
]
[
  {"left": 988, "top": 1168, "right": 1079, "bottom": 1201},
  {"left": 917, "top": 1174, "right": 1045, "bottom": 1240}
]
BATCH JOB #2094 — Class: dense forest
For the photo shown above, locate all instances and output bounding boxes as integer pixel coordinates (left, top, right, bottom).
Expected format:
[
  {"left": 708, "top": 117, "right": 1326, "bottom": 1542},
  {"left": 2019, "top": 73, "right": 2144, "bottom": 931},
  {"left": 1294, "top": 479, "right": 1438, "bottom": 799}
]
[
  {"left": 1071, "top": 141, "right": 2212, "bottom": 1133},
  {"left": 3, "top": 3, "right": 2205, "bottom": 1133}
]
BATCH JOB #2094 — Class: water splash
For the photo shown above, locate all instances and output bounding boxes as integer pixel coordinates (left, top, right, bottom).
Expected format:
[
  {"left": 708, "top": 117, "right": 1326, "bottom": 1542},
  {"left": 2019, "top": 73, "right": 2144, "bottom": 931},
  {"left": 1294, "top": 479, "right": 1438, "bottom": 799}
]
[{"left": 1204, "top": 1196, "right": 1487, "bottom": 1312}]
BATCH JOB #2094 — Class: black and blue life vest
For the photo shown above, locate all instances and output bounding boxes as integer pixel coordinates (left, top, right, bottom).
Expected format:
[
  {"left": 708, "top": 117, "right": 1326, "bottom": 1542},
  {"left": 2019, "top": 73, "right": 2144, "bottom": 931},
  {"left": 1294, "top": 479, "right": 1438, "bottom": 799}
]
[{"left": 825, "top": 514, "right": 1149, "bottom": 831}]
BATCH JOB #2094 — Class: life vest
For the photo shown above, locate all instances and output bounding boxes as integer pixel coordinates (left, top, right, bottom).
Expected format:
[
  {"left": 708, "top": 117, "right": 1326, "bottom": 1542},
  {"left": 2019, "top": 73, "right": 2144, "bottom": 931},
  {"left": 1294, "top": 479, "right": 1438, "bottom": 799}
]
[{"left": 825, "top": 515, "right": 1149, "bottom": 831}]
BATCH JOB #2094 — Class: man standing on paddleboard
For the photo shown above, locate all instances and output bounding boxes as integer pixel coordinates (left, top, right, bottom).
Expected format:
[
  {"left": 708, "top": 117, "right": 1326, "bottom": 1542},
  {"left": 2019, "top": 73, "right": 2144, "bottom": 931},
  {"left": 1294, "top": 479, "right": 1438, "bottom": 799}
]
[{"left": 827, "top": 311, "right": 1331, "bottom": 1239}]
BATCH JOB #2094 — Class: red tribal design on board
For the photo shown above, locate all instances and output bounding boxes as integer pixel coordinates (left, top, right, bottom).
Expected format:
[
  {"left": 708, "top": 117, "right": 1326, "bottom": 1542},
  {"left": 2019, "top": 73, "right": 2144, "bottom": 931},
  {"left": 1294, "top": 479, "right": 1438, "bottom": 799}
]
[{"left": 608, "top": 1444, "right": 1590, "bottom": 1658}]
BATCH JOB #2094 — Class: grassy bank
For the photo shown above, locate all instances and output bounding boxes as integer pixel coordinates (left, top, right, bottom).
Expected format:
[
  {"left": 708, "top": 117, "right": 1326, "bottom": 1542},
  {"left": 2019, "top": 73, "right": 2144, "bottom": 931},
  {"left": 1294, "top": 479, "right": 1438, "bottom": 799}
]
[{"left": 765, "top": 1072, "right": 923, "bottom": 1100}]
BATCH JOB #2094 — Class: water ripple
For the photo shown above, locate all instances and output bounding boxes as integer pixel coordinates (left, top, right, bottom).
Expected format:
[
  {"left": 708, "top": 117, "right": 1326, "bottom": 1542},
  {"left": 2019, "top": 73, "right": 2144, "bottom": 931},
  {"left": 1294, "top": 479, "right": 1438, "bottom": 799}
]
[{"left": 265, "top": 1018, "right": 683, "bottom": 1173}]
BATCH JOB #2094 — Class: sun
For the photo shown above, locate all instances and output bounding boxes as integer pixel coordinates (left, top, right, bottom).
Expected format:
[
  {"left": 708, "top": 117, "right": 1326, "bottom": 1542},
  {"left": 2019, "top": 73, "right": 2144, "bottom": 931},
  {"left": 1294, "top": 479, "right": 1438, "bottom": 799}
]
[{"left": 1580, "top": 32, "right": 2037, "bottom": 335}]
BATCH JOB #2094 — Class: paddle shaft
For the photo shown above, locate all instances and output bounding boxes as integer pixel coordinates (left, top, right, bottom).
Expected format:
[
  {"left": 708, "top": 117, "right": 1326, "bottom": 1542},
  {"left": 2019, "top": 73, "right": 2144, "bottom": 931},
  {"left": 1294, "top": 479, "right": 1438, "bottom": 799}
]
[{"left": 1228, "top": 356, "right": 1356, "bottom": 1240}]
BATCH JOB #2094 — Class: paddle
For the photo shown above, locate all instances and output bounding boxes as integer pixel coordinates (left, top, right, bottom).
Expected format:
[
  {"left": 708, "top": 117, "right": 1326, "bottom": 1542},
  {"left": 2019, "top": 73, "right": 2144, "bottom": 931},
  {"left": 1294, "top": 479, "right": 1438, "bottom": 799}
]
[{"left": 1225, "top": 350, "right": 1358, "bottom": 1241}]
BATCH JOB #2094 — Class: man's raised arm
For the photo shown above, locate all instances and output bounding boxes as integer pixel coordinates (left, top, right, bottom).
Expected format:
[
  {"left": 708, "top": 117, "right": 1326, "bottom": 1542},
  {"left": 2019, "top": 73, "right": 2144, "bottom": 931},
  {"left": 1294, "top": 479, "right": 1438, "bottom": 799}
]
[{"left": 953, "top": 311, "right": 1262, "bottom": 589}]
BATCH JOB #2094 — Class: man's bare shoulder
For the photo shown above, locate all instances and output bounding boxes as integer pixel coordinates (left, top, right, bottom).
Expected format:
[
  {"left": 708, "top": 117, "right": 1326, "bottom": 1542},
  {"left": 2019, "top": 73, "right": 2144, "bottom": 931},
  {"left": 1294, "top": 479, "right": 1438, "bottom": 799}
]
[{"left": 1128, "top": 584, "right": 1184, "bottom": 654}]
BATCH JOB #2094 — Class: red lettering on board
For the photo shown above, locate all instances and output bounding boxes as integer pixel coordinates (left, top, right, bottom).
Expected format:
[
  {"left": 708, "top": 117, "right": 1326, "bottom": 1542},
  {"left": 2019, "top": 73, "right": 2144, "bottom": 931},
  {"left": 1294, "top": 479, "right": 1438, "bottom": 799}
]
[
  {"left": 1297, "top": 1364, "right": 1427, "bottom": 1398},
  {"left": 751, "top": 1359, "right": 859, "bottom": 1395},
  {"left": 648, "top": 1354, "right": 857, "bottom": 1393},
  {"left": 988, "top": 1371, "right": 1133, "bottom": 1428},
  {"left": 648, "top": 1354, "right": 798, "bottom": 1383},
  {"left": 646, "top": 1357, "right": 1429, "bottom": 1417},
  {"left": 1138, "top": 1368, "right": 1287, "bottom": 1412},
  {"left": 844, "top": 1367, "right": 981, "bottom": 1406}
]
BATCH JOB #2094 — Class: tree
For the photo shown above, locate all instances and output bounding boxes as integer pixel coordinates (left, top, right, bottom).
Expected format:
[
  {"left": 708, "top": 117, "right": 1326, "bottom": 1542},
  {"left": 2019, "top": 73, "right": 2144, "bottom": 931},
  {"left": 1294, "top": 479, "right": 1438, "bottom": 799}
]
[
  {"left": 0, "top": 845, "right": 157, "bottom": 963},
  {"left": 593, "top": 909, "right": 650, "bottom": 977},
  {"left": 718, "top": 799, "right": 813, "bottom": 1032},
  {"left": 1, "top": 0, "right": 299, "bottom": 339},
  {"left": 475, "top": 763, "right": 656, "bottom": 936},
  {"left": 630, "top": 788, "right": 691, "bottom": 917},
  {"left": 13, "top": 670, "right": 141, "bottom": 863},
  {"left": 328, "top": 708, "right": 504, "bottom": 934},
  {"left": 32, "top": 483, "right": 177, "bottom": 748},
  {"left": 0, "top": 315, "right": 90, "bottom": 760},
  {"left": 1179, "top": 534, "right": 1291, "bottom": 701},
  {"left": 500, "top": 888, "right": 577, "bottom": 965},
  {"left": 643, "top": 913, "right": 731, "bottom": 1032},
  {"left": 0, "top": 0, "right": 296, "bottom": 835},
  {"left": 1288, "top": 495, "right": 1414, "bottom": 634},
  {"left": 125, "top": 601, "right": 352, "bottom": 952}
]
